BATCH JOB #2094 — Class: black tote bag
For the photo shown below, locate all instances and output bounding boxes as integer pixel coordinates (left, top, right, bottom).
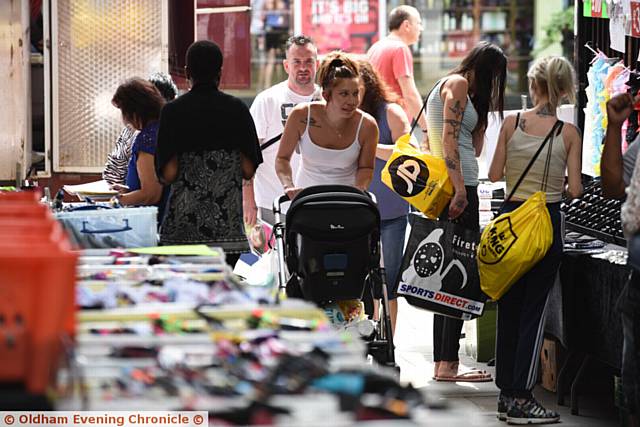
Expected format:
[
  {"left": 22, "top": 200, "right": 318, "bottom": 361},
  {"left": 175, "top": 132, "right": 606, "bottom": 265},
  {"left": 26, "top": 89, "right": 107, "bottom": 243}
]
[{"left": 394, "top": 213, "right": 487, "bottom": 320}]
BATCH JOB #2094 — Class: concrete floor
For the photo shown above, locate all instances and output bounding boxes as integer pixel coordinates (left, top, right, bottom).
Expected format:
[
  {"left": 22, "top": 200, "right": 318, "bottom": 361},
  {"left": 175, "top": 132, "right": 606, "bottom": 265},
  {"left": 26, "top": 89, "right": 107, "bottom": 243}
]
[{"left": 394, "top": 298, "right": 621, "bottom": 426}]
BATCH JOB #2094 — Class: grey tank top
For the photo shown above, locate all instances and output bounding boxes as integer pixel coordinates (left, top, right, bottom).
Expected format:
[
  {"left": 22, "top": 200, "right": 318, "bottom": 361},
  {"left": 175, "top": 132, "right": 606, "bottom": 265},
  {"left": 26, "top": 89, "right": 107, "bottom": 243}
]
[{"left": 425, "top": 78, "right": 479, "bottom": 186}]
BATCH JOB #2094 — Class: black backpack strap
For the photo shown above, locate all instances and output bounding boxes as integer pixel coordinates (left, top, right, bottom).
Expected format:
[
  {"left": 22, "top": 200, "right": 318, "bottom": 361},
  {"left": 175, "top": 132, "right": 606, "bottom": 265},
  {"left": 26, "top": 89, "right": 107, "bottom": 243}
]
[
  {"left": 260, "top": 133, "right": 282, "bottom": 151},
  {"left": 514, "top": 112, "right": 520, "bottom": 130},
  {"left": 410, "top": 79, "right": 442, "bottom": 134}
]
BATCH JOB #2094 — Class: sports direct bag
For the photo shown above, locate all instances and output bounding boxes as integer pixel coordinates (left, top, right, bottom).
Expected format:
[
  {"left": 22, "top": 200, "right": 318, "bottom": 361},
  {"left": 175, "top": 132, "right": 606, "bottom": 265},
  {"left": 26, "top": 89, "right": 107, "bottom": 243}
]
[
  {"left": 395, "top": 213, "right": 486, "bottom": 320},
  {"left": 477, "top": 118, "right": 562, "bottom": 300},
  {"left": 381, "top": 133, "right": 454, "bottom": 219}
]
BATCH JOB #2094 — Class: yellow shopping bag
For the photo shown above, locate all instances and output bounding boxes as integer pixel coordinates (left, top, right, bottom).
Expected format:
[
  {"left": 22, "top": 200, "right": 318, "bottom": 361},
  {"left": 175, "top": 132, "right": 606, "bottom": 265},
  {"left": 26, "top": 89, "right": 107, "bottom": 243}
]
[
  {"left": 381, "top": 133, "right": 454, "bottom": 219},
  {"left": 476, "top": 191, "right": 553, "bottom": 300}
]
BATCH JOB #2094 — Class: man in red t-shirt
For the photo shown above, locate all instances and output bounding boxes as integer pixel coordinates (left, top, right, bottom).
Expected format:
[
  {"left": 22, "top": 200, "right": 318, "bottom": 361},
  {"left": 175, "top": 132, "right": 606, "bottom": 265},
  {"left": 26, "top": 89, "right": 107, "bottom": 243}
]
[{"left": 367, "top": 5, "right": 427, "bottom": 148}]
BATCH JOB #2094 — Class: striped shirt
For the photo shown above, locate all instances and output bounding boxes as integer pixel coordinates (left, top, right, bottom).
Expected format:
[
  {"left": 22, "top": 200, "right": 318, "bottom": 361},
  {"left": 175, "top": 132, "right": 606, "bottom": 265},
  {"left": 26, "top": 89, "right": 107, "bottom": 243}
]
[
  {"left": 426, "top": 78, "right": 479, "bottom": 186},
  {"left": 102, "top": 126, "right": 138, "bottom": 185}
]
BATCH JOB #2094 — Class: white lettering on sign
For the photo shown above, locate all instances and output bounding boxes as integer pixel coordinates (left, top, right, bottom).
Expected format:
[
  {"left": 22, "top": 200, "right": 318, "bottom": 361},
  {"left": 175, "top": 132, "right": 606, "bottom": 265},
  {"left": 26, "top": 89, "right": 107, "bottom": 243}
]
[{"left": 310, "top": 0, "right": 369, "bottom": 25}]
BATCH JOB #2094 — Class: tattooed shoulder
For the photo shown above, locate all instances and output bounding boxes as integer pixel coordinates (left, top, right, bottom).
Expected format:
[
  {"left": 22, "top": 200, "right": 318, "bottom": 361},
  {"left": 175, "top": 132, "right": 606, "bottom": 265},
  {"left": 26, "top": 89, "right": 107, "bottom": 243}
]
[
  {"left": 518, "top": 118, "right": 527, "bottom": 132},
  {"left": 301, "top": 117, "right": 321, "bottom": 128}
]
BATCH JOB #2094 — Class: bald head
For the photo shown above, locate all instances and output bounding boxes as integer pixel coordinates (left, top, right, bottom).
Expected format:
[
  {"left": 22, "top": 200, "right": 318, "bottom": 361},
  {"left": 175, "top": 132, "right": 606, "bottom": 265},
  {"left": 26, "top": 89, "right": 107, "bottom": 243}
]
[{"left": 388, "top": 5, "right": 419, "bottom": 32}]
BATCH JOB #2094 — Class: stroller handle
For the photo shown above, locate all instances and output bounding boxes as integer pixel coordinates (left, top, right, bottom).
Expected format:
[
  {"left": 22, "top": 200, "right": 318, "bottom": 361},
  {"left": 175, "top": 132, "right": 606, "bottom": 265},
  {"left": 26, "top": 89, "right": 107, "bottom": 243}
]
[{"left": 272, "top": 194, "right": 291, "bottom": 214}]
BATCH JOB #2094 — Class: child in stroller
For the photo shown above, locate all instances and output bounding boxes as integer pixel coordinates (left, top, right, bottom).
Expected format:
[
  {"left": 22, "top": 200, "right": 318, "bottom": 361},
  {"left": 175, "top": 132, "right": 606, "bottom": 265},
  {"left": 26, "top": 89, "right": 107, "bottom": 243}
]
[{"left": 272, "top": 185, "right": 395, "bottom": 367}]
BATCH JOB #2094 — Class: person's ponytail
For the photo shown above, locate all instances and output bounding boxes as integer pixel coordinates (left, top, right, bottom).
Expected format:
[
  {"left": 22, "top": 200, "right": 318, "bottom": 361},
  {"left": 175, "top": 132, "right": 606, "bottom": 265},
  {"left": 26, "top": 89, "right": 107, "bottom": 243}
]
[
  {"left": 545, "top": 56, "right": 576, "bottom": 110},
  {"left": 317, "top": 51, "right": 359, "bottom": 91},
  {"left": 527, "top": 56, "right": 576, "bottom": 110}
]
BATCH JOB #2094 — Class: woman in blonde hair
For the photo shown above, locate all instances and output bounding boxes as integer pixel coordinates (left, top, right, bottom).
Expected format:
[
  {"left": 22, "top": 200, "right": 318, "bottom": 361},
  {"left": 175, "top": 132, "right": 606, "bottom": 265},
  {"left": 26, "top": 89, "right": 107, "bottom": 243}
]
[
  {"left": 275, "top": 51, "right": 378, "bottom": 199},
  {"left": 488, "top": 55, "right": 582, "bottom": 424}
]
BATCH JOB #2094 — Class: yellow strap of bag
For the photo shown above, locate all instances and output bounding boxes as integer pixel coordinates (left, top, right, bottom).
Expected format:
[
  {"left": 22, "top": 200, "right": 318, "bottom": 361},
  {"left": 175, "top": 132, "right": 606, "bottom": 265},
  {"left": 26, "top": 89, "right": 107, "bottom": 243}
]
[{"left": 477, "top": 118, "right": 563, "bottom": 300}]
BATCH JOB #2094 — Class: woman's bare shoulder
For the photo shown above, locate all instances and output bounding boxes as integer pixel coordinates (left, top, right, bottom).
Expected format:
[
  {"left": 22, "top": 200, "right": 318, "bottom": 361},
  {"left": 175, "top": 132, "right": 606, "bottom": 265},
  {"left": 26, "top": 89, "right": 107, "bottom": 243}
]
[
  {"left": 358, "top": 109, "right": 378, "bottom": 129},
  {"left": 386, "top": 102, "right": 407, "bottom": 119},
  {"left": 442, "top": 74, "right": 469, "bottom": 92},
  {"left": 289, "top": 102, "right": 310, "bottom": 115}
]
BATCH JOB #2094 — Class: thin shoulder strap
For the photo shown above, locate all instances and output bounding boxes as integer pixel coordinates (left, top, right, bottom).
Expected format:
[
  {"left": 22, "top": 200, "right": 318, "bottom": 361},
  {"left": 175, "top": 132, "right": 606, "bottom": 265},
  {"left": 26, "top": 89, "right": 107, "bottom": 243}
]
[
  {"left": 514, "top": 113, "right": 520, "bottom": 130},
  {"left": 354, "top": 113, "right": 365, "bottom": 143},
  {"left": 305, "top": 103, "right": 312, "bottom": 134},
  {"left": 410, "top": 78, "right": 442, "bottom": 135}
]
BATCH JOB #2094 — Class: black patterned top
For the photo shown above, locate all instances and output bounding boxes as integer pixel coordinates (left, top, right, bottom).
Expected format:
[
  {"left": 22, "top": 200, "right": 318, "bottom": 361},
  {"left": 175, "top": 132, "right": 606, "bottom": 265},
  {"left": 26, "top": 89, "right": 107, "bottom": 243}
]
[
  {"left": 159, "top": 150, "right": 249, "bottom": 253},
  {"left": 155, "top": 81, "right": 262, "bottom": 253}
]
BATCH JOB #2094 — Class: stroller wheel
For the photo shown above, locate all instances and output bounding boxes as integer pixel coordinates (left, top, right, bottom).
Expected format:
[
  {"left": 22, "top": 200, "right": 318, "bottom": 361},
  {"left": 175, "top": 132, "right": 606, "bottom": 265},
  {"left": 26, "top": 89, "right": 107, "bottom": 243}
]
[{"left": 366, "top": 340, "right": 397, "bottom": 370}]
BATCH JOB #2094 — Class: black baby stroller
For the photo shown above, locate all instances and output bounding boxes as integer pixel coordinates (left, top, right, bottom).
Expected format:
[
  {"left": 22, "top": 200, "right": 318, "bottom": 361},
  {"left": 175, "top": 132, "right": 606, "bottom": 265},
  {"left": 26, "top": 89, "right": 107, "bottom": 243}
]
[{"left": 272, "top": 185, "right": 395, "bottom": 367}]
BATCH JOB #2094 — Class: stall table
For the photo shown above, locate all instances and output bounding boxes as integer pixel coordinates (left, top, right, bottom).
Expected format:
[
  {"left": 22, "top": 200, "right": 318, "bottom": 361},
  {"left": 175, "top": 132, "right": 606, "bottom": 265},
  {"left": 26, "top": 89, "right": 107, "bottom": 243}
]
[{"left": 545, "top": 248, "right": 630, "bottom": 415}]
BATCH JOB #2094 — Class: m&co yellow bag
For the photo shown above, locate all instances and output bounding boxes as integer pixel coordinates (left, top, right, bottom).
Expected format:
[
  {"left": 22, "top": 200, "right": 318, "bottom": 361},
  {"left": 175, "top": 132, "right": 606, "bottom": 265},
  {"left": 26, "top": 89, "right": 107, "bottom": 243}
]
[
  {"left": 381, "top": 133, "right": 454, "bottom": 219},
  {"left": 477, "top": 191, "right": 552, "bottom": 300},
  {"left": 477, "top": 118, "right": 563, "bottom": 301}
]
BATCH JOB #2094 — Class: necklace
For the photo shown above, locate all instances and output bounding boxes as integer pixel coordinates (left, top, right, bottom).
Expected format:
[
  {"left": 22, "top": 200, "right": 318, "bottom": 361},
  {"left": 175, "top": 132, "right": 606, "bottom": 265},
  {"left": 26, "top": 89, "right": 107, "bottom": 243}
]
[{"left": 325, "top": 115, "right": 348, "bottom": 139}]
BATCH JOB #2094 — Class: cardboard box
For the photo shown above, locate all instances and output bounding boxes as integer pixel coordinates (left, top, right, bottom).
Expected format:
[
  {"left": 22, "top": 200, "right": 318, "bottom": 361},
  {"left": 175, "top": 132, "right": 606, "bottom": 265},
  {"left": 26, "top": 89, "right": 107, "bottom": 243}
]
[{"left": 541, "top": 338, "right": 557, "bottom": 392}]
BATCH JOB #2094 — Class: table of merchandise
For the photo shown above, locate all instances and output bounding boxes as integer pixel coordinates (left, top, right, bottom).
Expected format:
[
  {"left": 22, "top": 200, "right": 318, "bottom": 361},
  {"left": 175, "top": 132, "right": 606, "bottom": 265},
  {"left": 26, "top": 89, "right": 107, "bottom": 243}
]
[
  {"left": 52, "top": 247, "right": 486, "bottom": 426},
  {"left": 544, "top": 244, "right": 631, "bottom": 415}
]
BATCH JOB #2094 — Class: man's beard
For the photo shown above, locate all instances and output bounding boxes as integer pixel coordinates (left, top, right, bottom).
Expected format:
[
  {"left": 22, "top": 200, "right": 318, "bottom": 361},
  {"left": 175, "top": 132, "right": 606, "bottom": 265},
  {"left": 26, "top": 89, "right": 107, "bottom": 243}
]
[{"left": 295, "top": 75, "right": 311, "bottom": 86}]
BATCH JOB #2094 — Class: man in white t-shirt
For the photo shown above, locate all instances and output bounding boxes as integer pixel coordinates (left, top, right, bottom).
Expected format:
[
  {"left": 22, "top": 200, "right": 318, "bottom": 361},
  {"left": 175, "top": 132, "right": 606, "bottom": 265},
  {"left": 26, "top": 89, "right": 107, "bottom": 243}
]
[{"left": 243, "top": 35, "right": 320, "bottom": 225}]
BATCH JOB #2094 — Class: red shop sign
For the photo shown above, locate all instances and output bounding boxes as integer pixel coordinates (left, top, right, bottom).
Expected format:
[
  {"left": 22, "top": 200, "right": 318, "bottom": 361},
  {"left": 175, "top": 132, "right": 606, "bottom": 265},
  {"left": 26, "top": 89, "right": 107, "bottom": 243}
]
[{"left": 632, "top": 0, "right": 640, "bottom": 38}]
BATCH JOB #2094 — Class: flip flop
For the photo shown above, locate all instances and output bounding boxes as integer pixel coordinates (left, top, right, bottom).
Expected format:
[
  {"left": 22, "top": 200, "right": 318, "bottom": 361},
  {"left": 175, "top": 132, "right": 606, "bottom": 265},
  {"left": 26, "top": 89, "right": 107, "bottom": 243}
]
[{"left": 435, "top": 369, "right": 493, "bottom": 383}]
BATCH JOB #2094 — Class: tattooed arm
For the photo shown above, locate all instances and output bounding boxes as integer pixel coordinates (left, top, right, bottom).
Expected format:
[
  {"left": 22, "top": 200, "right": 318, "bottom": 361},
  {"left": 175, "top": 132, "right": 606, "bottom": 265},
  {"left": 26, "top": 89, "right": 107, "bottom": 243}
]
[
  {"left": 275, "top": 103, "right": 308, "bottom": 199},
  {"left": 440, "top": 76, "right": 469, "bottom": 219}
]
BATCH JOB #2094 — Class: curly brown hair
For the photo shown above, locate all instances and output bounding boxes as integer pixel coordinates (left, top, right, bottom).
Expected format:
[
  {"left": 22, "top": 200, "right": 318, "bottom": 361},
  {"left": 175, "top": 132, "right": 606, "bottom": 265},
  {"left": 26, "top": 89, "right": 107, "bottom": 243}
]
[
  {"left": 112, "top": 77, "right": 165, "bottom": 128},
  {"left": 358, "top": 61, "right": 399, "bottom": 116},
  {"left": 316, "top": 51, "right": 360, "bottom": 92}
]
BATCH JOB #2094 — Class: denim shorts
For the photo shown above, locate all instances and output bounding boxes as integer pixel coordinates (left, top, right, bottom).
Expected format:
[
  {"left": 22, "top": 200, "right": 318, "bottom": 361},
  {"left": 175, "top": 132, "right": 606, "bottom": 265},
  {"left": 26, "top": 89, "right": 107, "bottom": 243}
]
[{"left": 381, "top": 215, "right": 409, "bottom": 300}]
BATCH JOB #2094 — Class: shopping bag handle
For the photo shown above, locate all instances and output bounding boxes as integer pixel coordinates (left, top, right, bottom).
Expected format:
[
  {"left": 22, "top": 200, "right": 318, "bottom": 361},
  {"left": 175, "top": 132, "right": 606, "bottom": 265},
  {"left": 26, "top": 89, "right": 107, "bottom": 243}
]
[
  {"left": 501, "top": 119, "right": 563, "bottom": 208},
  {"left": 66, "top": 205, "right": 114, "bottom": 212},
  {"left": 81, "top": 219, "right": 132, "bottom": 234}
]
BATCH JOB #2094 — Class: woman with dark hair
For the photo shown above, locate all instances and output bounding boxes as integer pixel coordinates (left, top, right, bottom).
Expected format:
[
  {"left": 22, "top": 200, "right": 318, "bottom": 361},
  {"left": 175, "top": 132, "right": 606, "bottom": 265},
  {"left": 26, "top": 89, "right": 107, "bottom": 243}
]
[
  {"left": 426, "top": 41, "right": 507, "bottom": 382},
  {"left": 275, "top": 51, "right": 378, "bottom": 199},
  {"left": 358, "top": 60, "right": 411, "bottom": 335},
  {"left": 111, "top": 77, "right": 167, "bottom": 218},
  {"left": 155, "top": 40, "right": 262, "bottom": 266},
  {"left": 104, "top": 72, "right": 177, "bottom": 186}
]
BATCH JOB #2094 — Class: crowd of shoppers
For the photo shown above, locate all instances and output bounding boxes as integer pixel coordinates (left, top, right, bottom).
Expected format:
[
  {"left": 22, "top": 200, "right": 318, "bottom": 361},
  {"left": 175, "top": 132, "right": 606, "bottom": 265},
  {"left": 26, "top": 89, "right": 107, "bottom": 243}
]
[{"left": 100, "top": 5, "right": 640, "bottom": 424}]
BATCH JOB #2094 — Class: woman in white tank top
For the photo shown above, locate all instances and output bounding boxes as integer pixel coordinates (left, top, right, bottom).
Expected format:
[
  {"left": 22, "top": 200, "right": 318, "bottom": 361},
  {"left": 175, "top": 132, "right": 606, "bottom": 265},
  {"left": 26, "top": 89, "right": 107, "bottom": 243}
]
[{"left": 275, "top": 52, "right": 379, "bottom": 200}]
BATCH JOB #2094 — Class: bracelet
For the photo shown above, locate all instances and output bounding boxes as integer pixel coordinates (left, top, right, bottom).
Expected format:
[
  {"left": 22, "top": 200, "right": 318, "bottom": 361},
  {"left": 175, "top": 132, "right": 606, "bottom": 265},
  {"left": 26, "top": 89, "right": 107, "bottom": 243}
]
[{"left": 421, "top": 128, "right": 428, "bottom": 133}]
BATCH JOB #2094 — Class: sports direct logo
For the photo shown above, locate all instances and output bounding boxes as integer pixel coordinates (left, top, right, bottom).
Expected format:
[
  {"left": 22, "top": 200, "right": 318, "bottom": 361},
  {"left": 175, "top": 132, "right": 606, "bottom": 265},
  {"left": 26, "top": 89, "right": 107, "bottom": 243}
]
[
  {"left": 0, "top": 412, "right": 207, "bottom": 427},
  {"left": 397, "top": 283, "right": 484, "bottom": 315}
]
